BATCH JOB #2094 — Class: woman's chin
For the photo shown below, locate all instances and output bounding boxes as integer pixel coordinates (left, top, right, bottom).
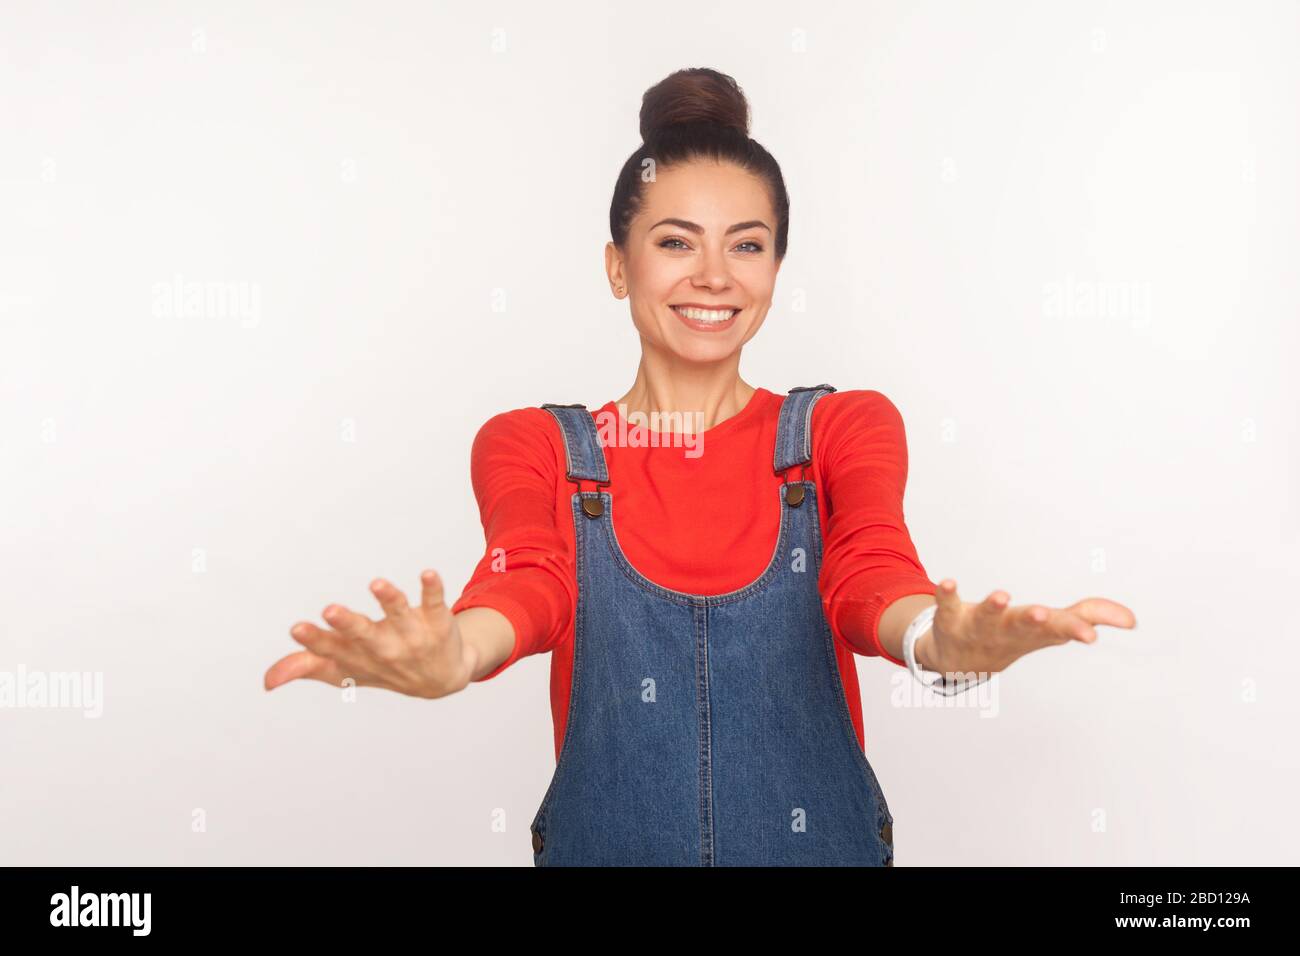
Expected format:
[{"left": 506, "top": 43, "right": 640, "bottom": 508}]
[
  {"left": 658, "top": 326, "right": 745, "bottom": 362},
  {"left": 668, "top": 340, "right": 742, "bottom": 364}
]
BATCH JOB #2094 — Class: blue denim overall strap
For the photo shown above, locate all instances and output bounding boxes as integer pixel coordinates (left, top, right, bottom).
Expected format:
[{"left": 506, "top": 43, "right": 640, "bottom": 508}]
[{"left": 530, "top": 387, "right": 895, "bottom": 866}]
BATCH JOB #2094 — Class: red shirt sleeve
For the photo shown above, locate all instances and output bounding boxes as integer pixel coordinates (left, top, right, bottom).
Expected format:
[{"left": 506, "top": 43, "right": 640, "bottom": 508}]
[
  {"left": 450, "top": 407, "right": 576, "bottom": 681},
  {"left": 814, "top": 390, "right": 938, "bottom": 667}
]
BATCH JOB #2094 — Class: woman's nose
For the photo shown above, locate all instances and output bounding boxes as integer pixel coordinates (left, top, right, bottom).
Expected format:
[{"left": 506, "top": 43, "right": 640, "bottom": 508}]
[{"left": 692, "top": 252, "right": 732, "bottom": 288}]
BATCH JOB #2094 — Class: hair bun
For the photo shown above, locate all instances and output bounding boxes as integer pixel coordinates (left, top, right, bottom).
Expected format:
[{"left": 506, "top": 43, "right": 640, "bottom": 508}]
[{"left": 639, "top": 67, "right": 750, "bottom": 143}]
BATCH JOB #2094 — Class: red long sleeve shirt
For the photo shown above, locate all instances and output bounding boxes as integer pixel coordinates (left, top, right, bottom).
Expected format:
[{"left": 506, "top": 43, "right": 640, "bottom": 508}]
[{"left": 450, "top": 386, "right": 938, "bottom": 760}]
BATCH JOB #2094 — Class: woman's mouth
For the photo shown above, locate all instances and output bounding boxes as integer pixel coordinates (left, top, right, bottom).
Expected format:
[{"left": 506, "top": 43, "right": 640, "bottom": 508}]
[{"left": 670, "top": 304, "right": 740, "bottom": 332}]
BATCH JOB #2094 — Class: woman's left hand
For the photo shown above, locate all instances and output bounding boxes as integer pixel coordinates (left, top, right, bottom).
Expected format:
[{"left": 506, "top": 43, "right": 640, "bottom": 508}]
[{"left": 918, "top": 579, "right": 1137, "bottom": 679}]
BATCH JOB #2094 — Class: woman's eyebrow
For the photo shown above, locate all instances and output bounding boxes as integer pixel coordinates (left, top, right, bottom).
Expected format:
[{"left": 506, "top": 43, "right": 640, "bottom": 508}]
[{"left": 649, "top": 218, "right": 772, "bottom": 235}]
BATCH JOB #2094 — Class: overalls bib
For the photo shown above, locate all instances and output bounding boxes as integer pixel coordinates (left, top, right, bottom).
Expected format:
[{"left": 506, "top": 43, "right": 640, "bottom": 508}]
[{"left": 528, "top": 384, "right": 895, "bottom": 866}]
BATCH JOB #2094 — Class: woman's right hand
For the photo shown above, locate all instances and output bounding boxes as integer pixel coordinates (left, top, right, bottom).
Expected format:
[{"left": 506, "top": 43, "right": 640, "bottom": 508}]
[{"left": 264, "top": 569, "right": 475, "bottom": 699}]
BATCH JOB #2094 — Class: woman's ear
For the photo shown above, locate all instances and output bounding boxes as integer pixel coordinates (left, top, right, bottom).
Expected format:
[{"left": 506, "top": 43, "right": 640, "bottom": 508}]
[{"left": 604, "top": 241, "right": 626, "bottom": 297}]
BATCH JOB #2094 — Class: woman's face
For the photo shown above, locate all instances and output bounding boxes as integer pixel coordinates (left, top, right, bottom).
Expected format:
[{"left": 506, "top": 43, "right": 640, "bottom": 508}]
[{"left": 608, "top": 159, "right": 780, "bottom": 365}]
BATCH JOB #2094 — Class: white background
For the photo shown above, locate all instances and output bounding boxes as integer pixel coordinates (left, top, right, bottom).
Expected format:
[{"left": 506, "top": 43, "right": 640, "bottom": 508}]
[{"left": 2, "top": 0, "right": 1296, "bottom": 865}]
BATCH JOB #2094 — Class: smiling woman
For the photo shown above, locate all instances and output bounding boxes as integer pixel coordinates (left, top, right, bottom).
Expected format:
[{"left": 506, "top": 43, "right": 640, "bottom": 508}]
[
  {"left": 603, "top": 73, "right": 785, "bottom": 367},
  {"left": 264, "top": 67, "right": 1136, "bottom": 868}
]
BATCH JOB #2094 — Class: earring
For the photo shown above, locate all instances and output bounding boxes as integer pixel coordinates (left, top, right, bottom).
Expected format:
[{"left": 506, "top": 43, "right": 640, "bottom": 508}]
[{"left": 616, "top": 286, "right": 625, "bottom": 295}]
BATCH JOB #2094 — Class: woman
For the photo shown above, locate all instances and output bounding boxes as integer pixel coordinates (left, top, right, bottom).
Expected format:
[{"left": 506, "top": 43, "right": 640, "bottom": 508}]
[{"left": 264, "top": 68, "right": 1136, "bottom": 866}]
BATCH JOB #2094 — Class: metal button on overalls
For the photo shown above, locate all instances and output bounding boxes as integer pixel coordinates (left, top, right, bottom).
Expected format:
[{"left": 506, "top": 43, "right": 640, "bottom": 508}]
[{"left": 529, "top": 385, "right": 895, "bottom": 866}]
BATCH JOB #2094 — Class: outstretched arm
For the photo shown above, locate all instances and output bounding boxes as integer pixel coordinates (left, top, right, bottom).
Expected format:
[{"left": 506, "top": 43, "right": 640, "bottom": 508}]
[
  {"left": 263, "top": 406, "right": 575, "bottom": 697},
  {"left": 815, "top": 389, "right": 940, "bottom": 663},
  {"left": 817, "top": 390, "right": 1136, "bottom": 676},
  {"left": 263, "top": 572, "right": 511, "bottom": 697},
  {"left": 899, "top": 581, "right": 1137, "bottom": 680}
]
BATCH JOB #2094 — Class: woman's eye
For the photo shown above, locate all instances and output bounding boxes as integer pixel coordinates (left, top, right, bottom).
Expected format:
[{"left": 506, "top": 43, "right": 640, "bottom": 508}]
[{"left": 658, "top": 237, "right": 764, "bottom": 253}]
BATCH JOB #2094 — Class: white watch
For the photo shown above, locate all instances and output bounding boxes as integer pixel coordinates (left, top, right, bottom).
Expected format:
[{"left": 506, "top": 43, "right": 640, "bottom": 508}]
[
  {"left": 900, "top": 604, "right": 990, "bottom": 696},
  {"left": 901, "top": 604, "right": 944, "bottom": 688}
]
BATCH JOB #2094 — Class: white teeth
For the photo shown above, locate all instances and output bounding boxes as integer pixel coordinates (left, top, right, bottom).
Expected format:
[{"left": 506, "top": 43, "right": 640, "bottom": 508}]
[{"left": 673, "top": 306, "right": 737, "bottom": 323}]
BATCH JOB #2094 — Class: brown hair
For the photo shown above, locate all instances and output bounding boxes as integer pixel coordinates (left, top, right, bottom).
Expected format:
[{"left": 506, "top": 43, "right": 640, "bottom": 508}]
[{"left": 609, "top": 68, "right": 790, "bottom": 261}]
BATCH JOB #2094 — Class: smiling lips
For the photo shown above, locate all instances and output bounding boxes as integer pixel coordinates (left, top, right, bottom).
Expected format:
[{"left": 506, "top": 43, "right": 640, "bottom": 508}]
[{"left": 671, "top": 303, "right": 740, "bottom": 332}]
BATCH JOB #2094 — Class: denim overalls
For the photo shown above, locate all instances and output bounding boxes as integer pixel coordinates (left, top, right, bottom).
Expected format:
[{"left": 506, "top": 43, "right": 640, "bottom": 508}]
[{"left": 528, "top": 384, "right": 895, "bottom": 866}]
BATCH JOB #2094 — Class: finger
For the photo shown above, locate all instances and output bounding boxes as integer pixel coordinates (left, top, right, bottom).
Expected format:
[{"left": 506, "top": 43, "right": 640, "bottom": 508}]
[
  {"left": 1010, "top": 603, "right": 1051, "bottom": 634},
  {"left": 976, "top": 589, "right": 1011, "bottom": 623},
  {"left": 1007, "top": 604, "right": 1072, "bottom": 646},
  {"left": 1057, "top": 609, "right": 1098, "bottom": 643},
  {"left": 934, "top": 578, "right": 961, "bottom": 616},
  {"left": 264, "top": 650, "right": 354, "bottom": 691},
  {"left": 1068, "top": 597, "right": 1137, "bottom": 629},
  {"left": 420, "top": 569, "right": 446, "bottom": 614},
  {"left": 322, "top": 603, "right": 374, "bottom": 640},
  {"left": 933, "top": 578, "right": 965, "bottom": 639},
  {"left": 369, "top": 578, "right": 413, "bottom": 625},
  {"left": 289, "top": 621, "right": 348, "bottom": 658}
]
